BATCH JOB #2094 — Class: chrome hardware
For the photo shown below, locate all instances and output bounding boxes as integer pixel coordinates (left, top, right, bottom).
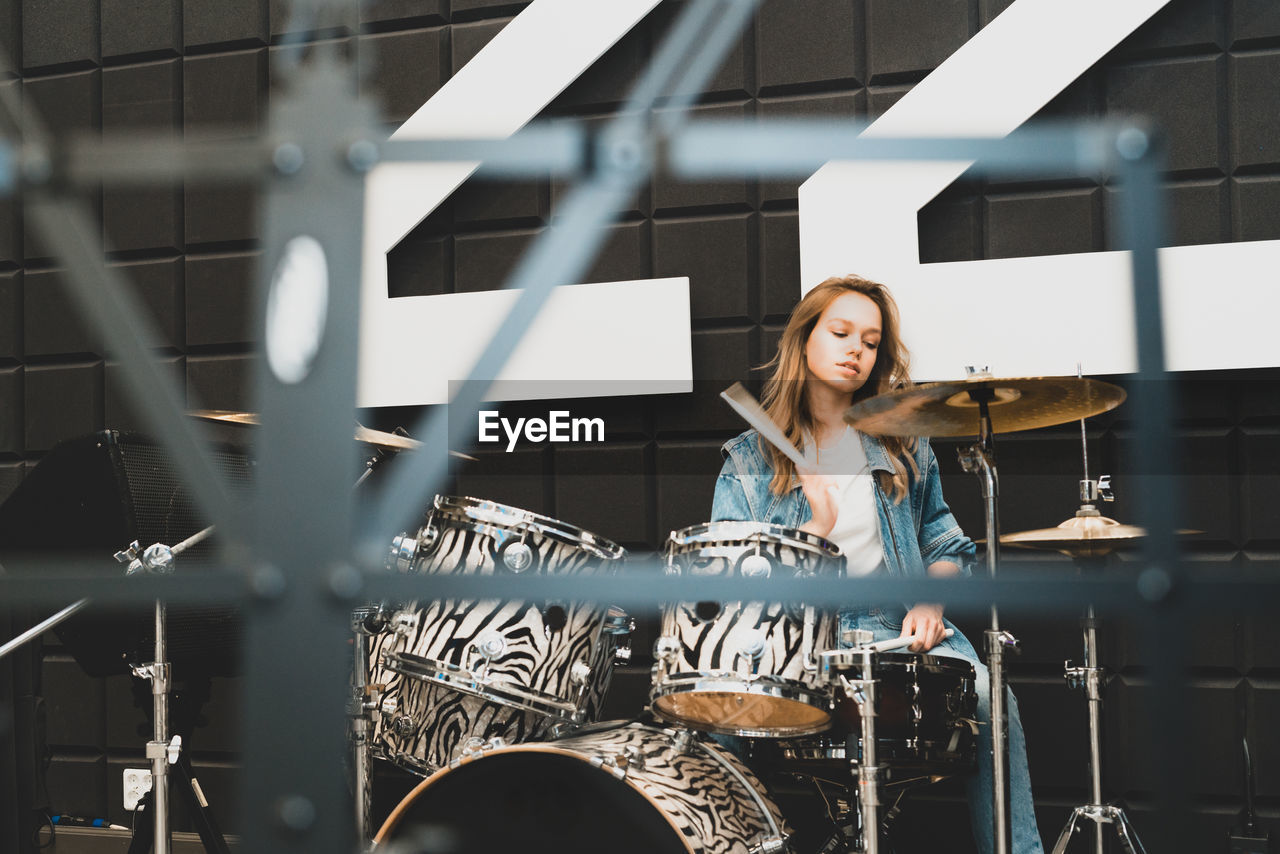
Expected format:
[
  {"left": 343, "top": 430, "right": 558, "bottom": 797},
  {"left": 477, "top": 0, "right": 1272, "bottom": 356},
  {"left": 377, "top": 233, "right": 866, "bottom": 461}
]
[
  {"left": 841, "top": 628, "right": 874, "bottom": 647},
  {"left": 739, "top": 553, "right": 771, "bottom": 578},
  {"left": 738, "top": 629, "right": 767, "bottom": 660},
  {"left": 670, "top": 728, "right": 694, "bottom": 753},
  {"left": 141, "top": 544, "right": 175, "bottom": 574},
  {"left": 654, "top": 636, "right": 681, "bottom": 662},
  {"left": 391, "top": 714, "right": 415, "bottom": 737},
  {"left": 387, "top": 532, "right": 420, "bottom": 572},
  {"left": 501, "top": 540, "right": 533, "bottom": 572},
  {"left": 474, "top": 631, "right": 507, "bottom": 661},
  {"left": 964, "top": 365, "right": 992, "bottom": 379},
  {"left": 750, "top": 835, "right": 788, "bottom": 854},
  {"left": 460, "top": 735, "right": 506, "bottom": 758},
  {"left": 392, "top": 611, "right": 418, "bottom": 637},
  {"left": 379, "top": 696, "right": 398, "bottom": 717},
  {"left": 570, "top": 660, "right": 592, "bottom": 686},
  {"left": 613, "top": 645, "right": 632, "bottom": 665},
  {"left": 1079, "top": 474, "right": 1115, "bottom": 504}
]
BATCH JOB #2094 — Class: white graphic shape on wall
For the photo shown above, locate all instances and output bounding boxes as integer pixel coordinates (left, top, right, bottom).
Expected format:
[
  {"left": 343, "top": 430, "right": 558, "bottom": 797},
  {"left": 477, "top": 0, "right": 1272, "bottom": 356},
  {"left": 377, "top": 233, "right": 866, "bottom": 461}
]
[
  {"left": 358, "top": 0, "right": 689, "bottom": 407},
  {"left": 799, "top": 0, "right": 1280, "bottom": 379}
]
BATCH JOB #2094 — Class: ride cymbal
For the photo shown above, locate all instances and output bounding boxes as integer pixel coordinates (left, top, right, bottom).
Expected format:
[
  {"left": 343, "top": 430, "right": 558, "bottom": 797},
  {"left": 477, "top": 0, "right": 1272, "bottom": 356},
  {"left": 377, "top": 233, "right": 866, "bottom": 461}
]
[{"left": 845, "top": 376, "right": 1126, "bottom": 438}]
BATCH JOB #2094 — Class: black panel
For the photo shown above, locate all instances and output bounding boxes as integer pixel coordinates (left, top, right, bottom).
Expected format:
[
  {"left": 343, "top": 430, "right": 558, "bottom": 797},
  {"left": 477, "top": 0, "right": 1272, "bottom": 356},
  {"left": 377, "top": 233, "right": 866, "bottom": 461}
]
[
  {"left": 1242, "top": 429, "right": 1280, "bottom": 546},
  {"left": 653, "top": 214, "right": 752, "bottom": 322},
  {"left": 453, "top": 227, "right": 538, "bottom": 292},
  {"left": 865, "top": 0, "right": 970, "bottom": 83},
  {"left": 1106, "top": 55, "right": 1224, "bottom": 175},
  {"left": 647, "top": 0, "right": 749, "bottom": 99},
  {"left": 576, "top": 220, "right": 646, "bottom": 285},
  {"left": 21, "top": 0, "right": 98, "bottom": 72},
  {"left": 553, "top": 16, "right": 646, "bottom": 111},
  {"left": 755, "top": 90, "right": 863, "bottom": 204},
  {"left": 450, "top": 18, "right": 506, "bottom": 75},
  {"left": 0, "top": 270, "right": 19, "bottom": 358},
  {"left": 653, "top": 329, "right": 752, "bottom": 434},
  {"left": 104, "top": 355, "right": 186, "bottom": 433},
  {"left": 185, "top": 252, "right": 256, "bottom": 347},
  {"left": 1233, "top": 175, "right": 1280, "bottom": 241},
  {"left": 0, "top": 367, "right": 20, "bottom": 454},
  {"left": 388, "top": 231, "right": 450, "bottom": 298},
  {"left": 0, "top": 195, "right": 19, "bottom": 268},
  {"left": 102, "top": 61, "right": 183, "bottom": 254},
  {"left": 0, "top": 0, "right": 18, "bottom": 77},
  {"left": 360, "top": 0, "right": 448, "bottom": 28},
  {"left": 453, "top": 178, "right": 548, "bottom": 228},
  {"left": 1230, "top": 51, "right": 1280, "bottom": 170},
  {"left": 756, "top": 0, "right": 863, "bottom": 92},
  {"left": 985, "top": 188, "right": 1100, "bottom": 259},
  {"left": 22, "top": 268, "right": 102, "bottom": 357},
  {"left": 0, "top": 461, "right": 18, "bottom": 501},
  {"left": 361, "top": 27, "right": 447, "bottom": 126},
  {"left": 453, "top": 447, "right": 548, "bottom": 515},
  {"left": 41, "top": 657, "right": 106, "bottom": 749},
  {"left": 101, "top": 0, "right": 181, "bottom": 59},
  {"left": 450, "top": 0, "right": 530, "bottom": 19},
  {"left": 1233, "top": 0, "right": 1280, "bottom": 44},
  {"left": 652, "top": 101, "right": 752, "bottom": 214},
  {"left": 918, "top": 190, "right": 981, "bottom": 264},
  {"left": 654, "top": 440, "right": 722, "bottom": 536},
  {"left": 114, "top": 257, "right": 184, "bottom": 351},
  {"left": 184, "top": 185, "right": 259, "bottom": 247},
  {"left": 183, "top": 0, "right": 268, "bottom": 49},
  {"left": 185, "top": 354, "right": 255, "bottom": 410},
  {"left": 1121, "top": 0, "right": 1226, "bottom": 56},
  {"left": 553, "top": 443, "right": 649, "bottom": 544},
  {"left": 183, "top": 50, "right": 267, "bottom": 135},
  {"left": 760, "top": 210, "right": 798, "bottom": 321},
  {"left": 44, "top": 754, "right": 107, "bottom": 819}
]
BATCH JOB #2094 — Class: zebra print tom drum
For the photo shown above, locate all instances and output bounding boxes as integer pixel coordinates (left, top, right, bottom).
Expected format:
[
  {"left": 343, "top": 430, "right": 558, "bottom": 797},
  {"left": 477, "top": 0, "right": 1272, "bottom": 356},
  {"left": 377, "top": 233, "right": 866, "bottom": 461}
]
[
  {"left": 371, "top": 496, "right": 628, "bottom": 776},
  {"left": 373, "top": 722, "right": 791, "bottom": 854},
  {"left": 651, "top": 522, "right": 843, "bottom": 738}
]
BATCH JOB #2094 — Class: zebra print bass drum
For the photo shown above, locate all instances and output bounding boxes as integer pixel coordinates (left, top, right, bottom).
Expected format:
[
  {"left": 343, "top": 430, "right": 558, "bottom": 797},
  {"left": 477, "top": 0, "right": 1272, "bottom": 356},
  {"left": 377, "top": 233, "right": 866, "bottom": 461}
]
[
  {"left": 373, "top": 722, "right": 791, "bottom": 854},
  {"left": 371, "top": 496, "right": 629, "bottom": 776},
  {"left": 652, "top": 522, "right": 843, "bottom": 738}
]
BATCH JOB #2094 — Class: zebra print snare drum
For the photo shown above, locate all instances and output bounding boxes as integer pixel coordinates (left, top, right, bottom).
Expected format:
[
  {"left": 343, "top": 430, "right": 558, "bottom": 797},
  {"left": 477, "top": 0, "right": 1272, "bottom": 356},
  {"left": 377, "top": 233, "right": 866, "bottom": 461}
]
[
  {"left": 651, "top": 522, "right": 843, "bottom": 738},
  {"left": 370, "top": 496, "right": 629, "bottom": 776},
  {"left": 373, "top": 722, "right": 791, "bottom": 854}
]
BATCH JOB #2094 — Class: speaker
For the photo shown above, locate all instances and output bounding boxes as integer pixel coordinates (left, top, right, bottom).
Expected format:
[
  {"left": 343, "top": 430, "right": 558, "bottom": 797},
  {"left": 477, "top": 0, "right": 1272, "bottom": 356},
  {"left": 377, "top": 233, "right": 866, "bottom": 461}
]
[{"left": 0, "top": 430, "right": 252, "bottom": 677}]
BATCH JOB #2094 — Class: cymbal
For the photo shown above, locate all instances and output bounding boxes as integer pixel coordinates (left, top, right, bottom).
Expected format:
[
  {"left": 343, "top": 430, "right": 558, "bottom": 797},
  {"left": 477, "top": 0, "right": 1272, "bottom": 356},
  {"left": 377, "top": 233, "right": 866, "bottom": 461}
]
[
  {"left": 845, "top": 376, "right": 1126, "bottom": 437},
  {"left": 188, "top": 410, "right": 477, "bottom": 460},
  {"left": 998, "top": 514, "right": 1199, "bottom": 558}
]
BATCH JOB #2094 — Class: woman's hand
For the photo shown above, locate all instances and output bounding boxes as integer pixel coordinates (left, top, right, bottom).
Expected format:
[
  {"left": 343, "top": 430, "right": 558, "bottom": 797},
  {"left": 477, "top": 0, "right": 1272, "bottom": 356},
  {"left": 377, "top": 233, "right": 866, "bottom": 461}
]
[
  {"left": 797, "top": 470, "right": 839, "bottom": 538},
  {"left": 900, "top": 603, "right": 947, "bottom": 652}
]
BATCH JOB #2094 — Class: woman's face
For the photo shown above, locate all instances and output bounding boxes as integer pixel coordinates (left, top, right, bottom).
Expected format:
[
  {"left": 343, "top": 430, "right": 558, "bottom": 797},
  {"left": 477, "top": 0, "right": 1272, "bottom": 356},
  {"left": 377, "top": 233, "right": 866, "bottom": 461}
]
[{"left": 803, "top": 291, "right": 882, "bottom": 399}]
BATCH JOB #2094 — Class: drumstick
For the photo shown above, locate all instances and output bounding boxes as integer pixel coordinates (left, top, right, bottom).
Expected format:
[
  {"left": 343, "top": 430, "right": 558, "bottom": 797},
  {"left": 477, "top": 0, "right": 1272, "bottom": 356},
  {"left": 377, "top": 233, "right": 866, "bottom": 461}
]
[
  {"left": 720, "top": 383, "right": 808, "bottom": 469},
  {"left": 862, "top": 628, "right": 954, "bottom": 653}
]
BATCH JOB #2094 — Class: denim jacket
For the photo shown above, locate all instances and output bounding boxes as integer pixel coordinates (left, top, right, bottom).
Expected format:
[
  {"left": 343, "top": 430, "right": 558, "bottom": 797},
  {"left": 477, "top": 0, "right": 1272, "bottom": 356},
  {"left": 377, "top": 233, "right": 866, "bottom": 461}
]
[{"left": 710, "top": 429, "right": 975, "bottom": 578}]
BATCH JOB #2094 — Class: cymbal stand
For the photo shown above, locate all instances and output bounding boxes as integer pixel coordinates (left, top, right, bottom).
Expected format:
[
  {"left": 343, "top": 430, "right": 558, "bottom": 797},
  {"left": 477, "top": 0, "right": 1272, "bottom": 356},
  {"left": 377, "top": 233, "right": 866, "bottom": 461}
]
[
  {"left": 349, "top": 606, "right": 389, "bottom": 848},
  {"left": 956, "top": 386, "right": 1019, "bottom": 854},
  {"left": 821, "top": 629, "right": 884, "bottom": 853}
]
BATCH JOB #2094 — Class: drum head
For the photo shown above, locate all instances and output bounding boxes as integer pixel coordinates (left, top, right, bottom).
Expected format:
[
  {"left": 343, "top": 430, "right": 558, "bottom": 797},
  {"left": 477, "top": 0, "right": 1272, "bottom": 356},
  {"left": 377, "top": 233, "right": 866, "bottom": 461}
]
[
  {"left": 653, "top": 689, "right": 830, "bottom": 738},
  {"left": 377, "top": 752, "right": 690, "bottom": 853}
]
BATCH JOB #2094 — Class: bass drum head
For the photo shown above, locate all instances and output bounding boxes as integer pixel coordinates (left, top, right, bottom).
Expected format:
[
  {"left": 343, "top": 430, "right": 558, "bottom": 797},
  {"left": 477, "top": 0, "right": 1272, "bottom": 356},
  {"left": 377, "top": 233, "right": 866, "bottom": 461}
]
[
  {"left": 376, "top": 751, "right": 690, "bottom": 854},
  {"left": 375, "top": 723, "right": 788, "bottom": 854}
]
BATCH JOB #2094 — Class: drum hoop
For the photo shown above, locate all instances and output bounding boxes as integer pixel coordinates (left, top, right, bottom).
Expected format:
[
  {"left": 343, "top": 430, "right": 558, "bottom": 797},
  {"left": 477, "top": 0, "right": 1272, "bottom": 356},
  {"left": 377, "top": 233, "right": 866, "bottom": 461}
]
[
  {"left": 383, "top": 651, "right": 579, "bottom": 721},
  {"left": 650, "top": 673, "right": 833, "bottom": 738},
  {"left": 434, "top": 495, "right": 627, "bottom": 562},
  {"left": 849, "top": 652, "right": 977, "bottom": 678},
  {"left": 666, "top": 521, "right": 842, "bottom": 561},
  {"left": 373, "top": 727, "right": 699, "bottom": 853}
]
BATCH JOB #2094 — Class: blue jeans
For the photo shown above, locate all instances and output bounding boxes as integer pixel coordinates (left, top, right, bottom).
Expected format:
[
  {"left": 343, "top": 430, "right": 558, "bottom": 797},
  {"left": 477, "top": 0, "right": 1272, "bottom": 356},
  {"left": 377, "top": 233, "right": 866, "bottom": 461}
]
[{"left": 839, "top": 608, "right": 1045, "bottom": 854}]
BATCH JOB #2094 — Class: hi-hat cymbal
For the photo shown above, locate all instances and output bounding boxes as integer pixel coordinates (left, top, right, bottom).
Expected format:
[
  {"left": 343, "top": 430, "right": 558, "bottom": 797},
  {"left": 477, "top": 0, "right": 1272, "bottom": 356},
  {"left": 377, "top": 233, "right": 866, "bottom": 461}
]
[
  {"left": 845, "top": 376, "right": 1126, "bottom": 437},
  {"left": 188, "top": 410, "right": 477, "bottom": 460},
  {"left": 997, "top": 514, "right": 1200, "bottom": 558}
]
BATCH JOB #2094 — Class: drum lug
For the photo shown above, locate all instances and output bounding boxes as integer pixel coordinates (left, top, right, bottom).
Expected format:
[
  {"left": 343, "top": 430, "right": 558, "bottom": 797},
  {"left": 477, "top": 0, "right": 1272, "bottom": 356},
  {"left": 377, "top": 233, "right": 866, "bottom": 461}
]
[
  {"left": 379, "top": 695, "right": 398, "bottom": 718},
  {"left": 391, "top": 611, "right": 418, "bottom": 637},
  {"left": 390, "top": 714, "right": 416, "bottom": 737},
  {"left": 613, "top": 644, "right": 632, "bottom": 665},
  {"left": 458, "top": 736, "right": 506, "bottom": 761},
  {"left": 471, "top": 631, "right": 508, "bottom": 680},
  {"left": 750, "top": 834, "right": 788, "bottom": 854},
  {"left": 670, "top": 728, "right": 695, "bottom": 753},
  {"left": 570, "top": 659, "right": 592, "bottom": 686},
  {"left": 498, "top": 538, "right": 534, "bottom": 573},
  {"left": 735, "top": 629, "right": 767, "bottom": 678}
]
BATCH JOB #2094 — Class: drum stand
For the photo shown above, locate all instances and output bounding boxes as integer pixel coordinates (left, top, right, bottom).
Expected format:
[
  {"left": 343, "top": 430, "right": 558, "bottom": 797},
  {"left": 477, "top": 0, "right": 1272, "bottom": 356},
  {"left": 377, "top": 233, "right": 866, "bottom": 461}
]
[
  {"left": 1051, "top": 598, "right": 1146, "bottom": 854},
  {"left": 349, "top": 606, "right": 389, "bottom": 847},
  {"left": 956, "top": 387, "right": 1019, "bottom": 854}
]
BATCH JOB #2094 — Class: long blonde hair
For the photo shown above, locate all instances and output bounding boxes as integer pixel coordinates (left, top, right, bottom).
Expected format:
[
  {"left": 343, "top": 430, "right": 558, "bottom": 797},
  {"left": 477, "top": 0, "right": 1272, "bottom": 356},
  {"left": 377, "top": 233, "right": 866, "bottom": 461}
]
[{"left": 759, "top": 275, "right": 917, "bottom": 501}]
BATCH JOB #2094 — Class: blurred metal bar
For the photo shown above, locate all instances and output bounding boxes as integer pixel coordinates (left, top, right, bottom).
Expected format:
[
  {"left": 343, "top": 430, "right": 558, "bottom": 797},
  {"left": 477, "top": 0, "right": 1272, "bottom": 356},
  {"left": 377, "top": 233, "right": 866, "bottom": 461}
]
[
  {"left": 235, "top": 50, "right": 372, "bottom": 854},
  {"left": 380, "top": 126, "right": 589, "bottom": 175},
  {"left": 1112, "top": 125, "right": 1188, "bottom": 829},
  {"left": 361, "top": 0, "right": 762, "bottom": 563},
  {"left": 2, "top": 561, "right": 1280, "bottom": 610},
  {"left": 668, "top": 119, "right": 1124, "bottom": 176},
  {"left": 62, "top": 135, "right": 270, "bottom": 185}
]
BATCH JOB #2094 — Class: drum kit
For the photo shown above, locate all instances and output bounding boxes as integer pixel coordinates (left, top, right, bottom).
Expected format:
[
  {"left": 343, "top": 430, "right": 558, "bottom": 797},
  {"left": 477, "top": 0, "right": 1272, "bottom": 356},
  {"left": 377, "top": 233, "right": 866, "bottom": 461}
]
[
  {"left": 0, "top": 373, "right": 1170, "bottom": 854},
  {"left": 350, "top": 371, "right": 1166, "bottom": 854}
]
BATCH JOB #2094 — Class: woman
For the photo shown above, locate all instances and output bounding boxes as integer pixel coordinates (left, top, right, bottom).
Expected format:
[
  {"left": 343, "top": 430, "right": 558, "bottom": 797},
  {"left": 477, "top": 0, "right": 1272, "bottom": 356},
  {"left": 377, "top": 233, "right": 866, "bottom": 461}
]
[{"left": 711, "top": 275, "right": 1044, "bottom": 854}]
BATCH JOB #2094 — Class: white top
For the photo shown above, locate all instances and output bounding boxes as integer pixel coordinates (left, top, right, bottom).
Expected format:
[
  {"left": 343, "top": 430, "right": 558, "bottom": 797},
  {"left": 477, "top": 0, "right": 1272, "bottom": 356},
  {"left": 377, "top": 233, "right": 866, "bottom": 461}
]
[{"left": 803, "top": 427, "right": 885, "bottom": 577}]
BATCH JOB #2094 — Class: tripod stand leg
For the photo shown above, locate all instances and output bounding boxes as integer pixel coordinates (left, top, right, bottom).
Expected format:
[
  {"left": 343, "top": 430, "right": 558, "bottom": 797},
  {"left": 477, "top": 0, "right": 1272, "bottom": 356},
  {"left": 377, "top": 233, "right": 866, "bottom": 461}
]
[
  {"left": 1113, "top": 810, "right": 1148, "bottom": 854},
  {"left": 1050, "top": 806, "right": 1083, "bottom": 854},
  {"left": 173, "top": 753, "right": 231, "bottom": 854},
  {"left": 127, "top": 790, "right": 155, "bottom": 854}
]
